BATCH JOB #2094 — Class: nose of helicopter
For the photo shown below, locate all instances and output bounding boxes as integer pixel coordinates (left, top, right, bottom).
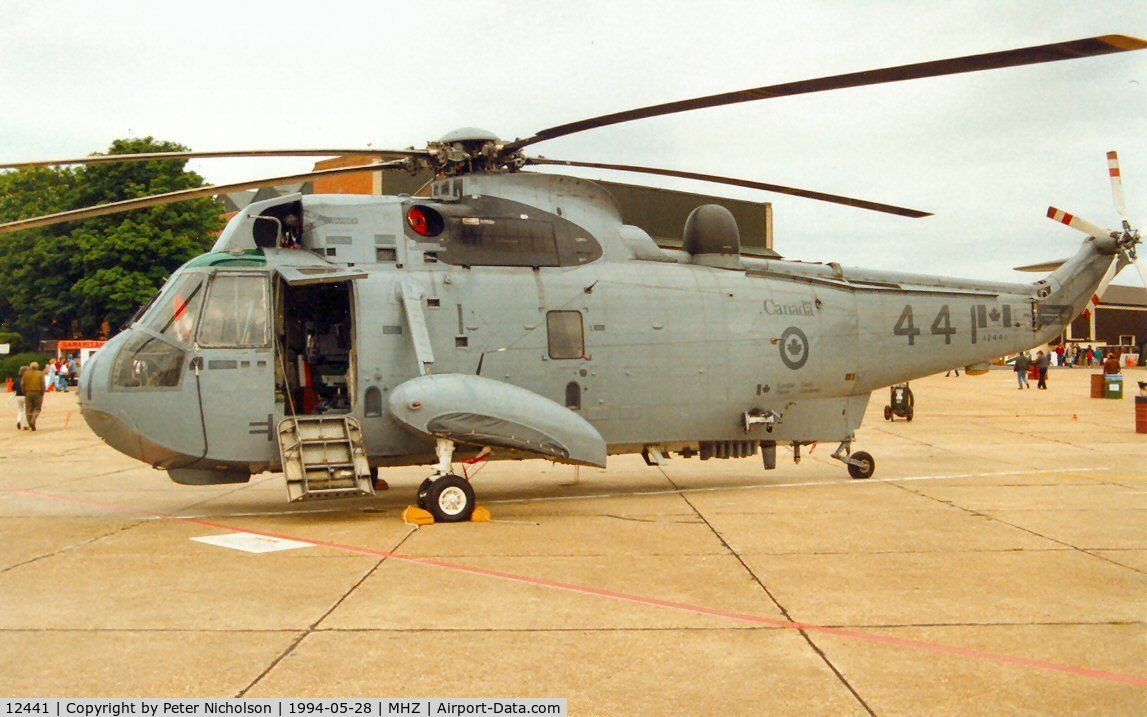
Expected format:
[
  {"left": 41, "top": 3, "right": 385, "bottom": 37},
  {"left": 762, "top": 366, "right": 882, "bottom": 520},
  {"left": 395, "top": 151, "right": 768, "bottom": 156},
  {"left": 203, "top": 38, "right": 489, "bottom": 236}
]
[{"left": 78, "top": 330, "right": 189, "bottom": 468}]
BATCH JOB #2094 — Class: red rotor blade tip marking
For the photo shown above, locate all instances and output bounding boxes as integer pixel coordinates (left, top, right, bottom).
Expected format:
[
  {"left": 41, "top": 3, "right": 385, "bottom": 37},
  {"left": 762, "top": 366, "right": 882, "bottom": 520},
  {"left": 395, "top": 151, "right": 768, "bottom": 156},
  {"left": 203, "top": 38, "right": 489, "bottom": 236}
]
[{"left": 1108, "top": 152, "right": 1121, "bottom": 177}]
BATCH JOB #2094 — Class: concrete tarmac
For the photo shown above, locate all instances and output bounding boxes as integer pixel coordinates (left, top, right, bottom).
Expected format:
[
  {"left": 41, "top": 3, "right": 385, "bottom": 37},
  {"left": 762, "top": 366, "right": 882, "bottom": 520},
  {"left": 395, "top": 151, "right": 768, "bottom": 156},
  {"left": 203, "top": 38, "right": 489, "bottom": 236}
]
[{"left": 0, "top": 368, "right": 1144, "bottom": 715}]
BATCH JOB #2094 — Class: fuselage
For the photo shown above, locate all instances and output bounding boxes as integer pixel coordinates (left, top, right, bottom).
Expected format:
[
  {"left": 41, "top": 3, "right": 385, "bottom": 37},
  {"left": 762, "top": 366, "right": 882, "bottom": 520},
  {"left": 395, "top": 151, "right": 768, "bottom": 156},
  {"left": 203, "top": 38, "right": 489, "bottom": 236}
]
[{"left": 77, "top": 172, "right": 1120, "bottom": 483}]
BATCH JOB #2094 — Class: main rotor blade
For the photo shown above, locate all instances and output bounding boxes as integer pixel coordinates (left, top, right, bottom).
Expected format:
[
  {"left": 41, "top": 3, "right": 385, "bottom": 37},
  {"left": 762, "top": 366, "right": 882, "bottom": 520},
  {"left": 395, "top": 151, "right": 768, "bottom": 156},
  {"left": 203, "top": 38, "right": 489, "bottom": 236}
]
[
  {"left": 505, "top": 35, "right": 1146, "bottom": 153},
  {"left": 0, "top": 160, "right": 409, "bottom": 236},
  {"left": 525, "top": 157, "right": 931, "bottom": 218},
  {"left": 0, "top": 148, "right": 428, "bottom": 171}
]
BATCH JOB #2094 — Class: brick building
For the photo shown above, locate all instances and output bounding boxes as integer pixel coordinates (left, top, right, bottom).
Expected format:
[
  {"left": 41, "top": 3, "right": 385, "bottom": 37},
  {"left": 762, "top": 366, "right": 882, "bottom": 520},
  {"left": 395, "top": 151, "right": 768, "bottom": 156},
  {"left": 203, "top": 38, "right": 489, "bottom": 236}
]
[{"left": 1064, "top": 283, "right": 1146, "bottom": 357}]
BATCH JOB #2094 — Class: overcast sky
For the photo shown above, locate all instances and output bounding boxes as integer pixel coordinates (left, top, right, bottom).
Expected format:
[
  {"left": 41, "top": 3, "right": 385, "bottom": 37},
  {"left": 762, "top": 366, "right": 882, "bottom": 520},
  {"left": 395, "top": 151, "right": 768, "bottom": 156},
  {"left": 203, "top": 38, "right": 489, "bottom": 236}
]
[{"left": 2, "top": 0, "right": 1145, "bottom": 286}]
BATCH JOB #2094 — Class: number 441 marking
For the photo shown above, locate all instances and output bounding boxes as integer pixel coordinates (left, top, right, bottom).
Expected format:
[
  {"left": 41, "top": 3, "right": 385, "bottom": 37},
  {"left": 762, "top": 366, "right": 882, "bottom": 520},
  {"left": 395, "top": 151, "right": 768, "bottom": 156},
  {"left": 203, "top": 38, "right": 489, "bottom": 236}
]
[{"left": 893, "top": 304, "right": 956, "bottom": 345}]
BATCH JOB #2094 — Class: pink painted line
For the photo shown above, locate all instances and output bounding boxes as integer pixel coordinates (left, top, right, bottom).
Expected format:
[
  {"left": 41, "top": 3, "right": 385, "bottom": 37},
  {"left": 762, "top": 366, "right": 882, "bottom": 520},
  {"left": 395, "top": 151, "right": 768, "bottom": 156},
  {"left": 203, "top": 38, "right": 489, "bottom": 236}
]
[{"left": 3, "top": 483, "right": 1145, "bottom": 687}]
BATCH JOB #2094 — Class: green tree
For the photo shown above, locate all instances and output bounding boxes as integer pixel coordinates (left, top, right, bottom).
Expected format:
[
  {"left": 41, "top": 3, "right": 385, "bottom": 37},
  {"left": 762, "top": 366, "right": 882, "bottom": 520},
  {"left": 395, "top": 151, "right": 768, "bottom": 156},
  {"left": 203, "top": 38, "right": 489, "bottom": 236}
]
[{"left": 0, "top": 137, "right": 224, "bottom": 339}]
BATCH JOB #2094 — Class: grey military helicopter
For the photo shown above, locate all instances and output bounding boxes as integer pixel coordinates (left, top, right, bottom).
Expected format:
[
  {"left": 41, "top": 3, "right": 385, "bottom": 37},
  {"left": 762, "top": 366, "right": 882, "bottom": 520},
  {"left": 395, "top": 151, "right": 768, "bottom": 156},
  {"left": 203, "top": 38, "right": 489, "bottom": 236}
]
[{"left": 3, "top": 35, "right": 1145, "bottom": 522}]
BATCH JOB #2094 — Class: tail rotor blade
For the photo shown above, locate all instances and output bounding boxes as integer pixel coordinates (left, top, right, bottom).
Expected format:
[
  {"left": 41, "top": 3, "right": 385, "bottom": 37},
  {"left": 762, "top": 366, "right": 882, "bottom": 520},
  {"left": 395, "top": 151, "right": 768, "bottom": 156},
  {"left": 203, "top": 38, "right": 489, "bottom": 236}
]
[
  {"left": 1134, "top": 257, "right": 1147, "bottom": 291},
  {"left": 1107, "top": 151, "right": 1131, "bottom": 225},
  {"left": 1046, "top": 206, "right": 1112, "bottom": 238}
]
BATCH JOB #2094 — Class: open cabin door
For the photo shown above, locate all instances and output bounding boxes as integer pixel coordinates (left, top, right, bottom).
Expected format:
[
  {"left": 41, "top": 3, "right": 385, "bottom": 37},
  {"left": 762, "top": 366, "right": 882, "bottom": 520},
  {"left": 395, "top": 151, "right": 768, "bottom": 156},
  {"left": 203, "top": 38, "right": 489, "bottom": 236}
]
[
  {"left": 269, "top": 252, "right": 371, "bottom": 500},
  {"left": 271, "top": 252, "right": 366, "bottom": 417}
]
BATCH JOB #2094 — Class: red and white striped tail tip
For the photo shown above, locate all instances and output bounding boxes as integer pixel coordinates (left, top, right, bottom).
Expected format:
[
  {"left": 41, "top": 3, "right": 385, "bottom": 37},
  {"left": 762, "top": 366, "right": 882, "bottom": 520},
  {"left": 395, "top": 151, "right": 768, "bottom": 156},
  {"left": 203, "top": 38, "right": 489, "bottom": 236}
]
[{"left": 1107, "top": 151, "right": 1121, "bottom": 178}]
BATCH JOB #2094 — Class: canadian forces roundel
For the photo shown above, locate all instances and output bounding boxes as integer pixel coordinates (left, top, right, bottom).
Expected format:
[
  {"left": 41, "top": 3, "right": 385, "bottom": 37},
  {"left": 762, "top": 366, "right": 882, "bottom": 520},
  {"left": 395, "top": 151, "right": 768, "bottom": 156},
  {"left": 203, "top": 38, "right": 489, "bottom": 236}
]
[{"left": 779, "top": 326, "right": 809, "bottom": 369}]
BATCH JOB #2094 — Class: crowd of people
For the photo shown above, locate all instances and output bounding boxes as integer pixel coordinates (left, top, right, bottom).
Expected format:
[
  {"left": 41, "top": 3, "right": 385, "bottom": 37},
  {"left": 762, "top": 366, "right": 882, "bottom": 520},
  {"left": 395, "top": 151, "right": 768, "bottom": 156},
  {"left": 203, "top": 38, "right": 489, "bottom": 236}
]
[
  {"left": 1052, "top": 343, "right": 1114, "bottom": 368},
  {"left": 10, "top": 355, "right": 81, "bottom": 431},
  {"left": 1009, "top": 344, "right": 1127, "bottom": 391}
]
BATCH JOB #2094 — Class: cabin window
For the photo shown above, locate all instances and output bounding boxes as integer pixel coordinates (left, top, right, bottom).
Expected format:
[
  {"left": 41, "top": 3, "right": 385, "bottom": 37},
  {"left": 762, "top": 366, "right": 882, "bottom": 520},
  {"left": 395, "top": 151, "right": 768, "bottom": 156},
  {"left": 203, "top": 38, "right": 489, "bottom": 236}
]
[
  {"left": 547, "top": 310, "right": 584, "bottom": 360},
  {"left": 198, "top": 274, "right": 270, "bottom": 347},
  {"left": 142, "top": 273, "right": 206, "bottom": 347}
]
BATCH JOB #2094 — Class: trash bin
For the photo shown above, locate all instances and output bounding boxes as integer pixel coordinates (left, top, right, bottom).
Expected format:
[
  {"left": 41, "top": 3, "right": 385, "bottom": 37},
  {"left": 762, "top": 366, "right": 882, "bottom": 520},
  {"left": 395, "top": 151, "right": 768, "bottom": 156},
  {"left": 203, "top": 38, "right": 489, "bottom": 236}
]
[
  {"left": 1090, "top": 373, "right": 1105, "bottom": 398},
  {"left": 1136, "top": 395, "right": 1147, "bottom": 434},
  {"left": 1104, "top": 374, "right": 1123, "bottom": 399}
]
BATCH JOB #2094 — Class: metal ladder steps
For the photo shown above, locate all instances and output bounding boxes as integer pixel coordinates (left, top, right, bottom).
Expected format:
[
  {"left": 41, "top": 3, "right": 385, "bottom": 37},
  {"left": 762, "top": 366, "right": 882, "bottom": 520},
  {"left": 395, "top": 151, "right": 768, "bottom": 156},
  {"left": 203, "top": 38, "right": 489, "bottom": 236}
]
[{"left": 277, "top": 416, "right": 374, "bottom": 502}]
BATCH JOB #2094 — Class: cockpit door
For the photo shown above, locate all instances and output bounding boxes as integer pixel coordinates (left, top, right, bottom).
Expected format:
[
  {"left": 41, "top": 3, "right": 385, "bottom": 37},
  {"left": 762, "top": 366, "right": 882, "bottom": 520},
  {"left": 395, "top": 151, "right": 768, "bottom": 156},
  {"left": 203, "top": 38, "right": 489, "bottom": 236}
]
[
  {"left": 108, "top": 271, "right": 209, "bottom": 464},
  {"left": 191, "top": 272, "right": 277, "bottom": 464}
]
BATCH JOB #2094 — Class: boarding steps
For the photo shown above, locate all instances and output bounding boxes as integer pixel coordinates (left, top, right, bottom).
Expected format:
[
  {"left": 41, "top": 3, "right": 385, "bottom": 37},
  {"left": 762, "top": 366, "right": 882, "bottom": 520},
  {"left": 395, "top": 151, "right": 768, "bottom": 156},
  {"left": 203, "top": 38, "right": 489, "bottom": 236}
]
[{"left": 277, "top": 416, "right": 374, "bottom": 501}]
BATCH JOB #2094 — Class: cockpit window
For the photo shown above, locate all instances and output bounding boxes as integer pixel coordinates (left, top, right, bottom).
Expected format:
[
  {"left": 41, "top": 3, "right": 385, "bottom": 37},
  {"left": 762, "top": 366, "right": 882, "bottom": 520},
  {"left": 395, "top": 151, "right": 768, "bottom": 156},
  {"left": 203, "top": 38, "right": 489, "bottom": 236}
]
[
  {"left": 110, "top": 332, "right": 186, "bottom": 390},
  {"left": 141, "top": 273, "right": 207, "bottom": 347},
  {"left": 197, "top": 274, "right": 270, "bottom": 347}
]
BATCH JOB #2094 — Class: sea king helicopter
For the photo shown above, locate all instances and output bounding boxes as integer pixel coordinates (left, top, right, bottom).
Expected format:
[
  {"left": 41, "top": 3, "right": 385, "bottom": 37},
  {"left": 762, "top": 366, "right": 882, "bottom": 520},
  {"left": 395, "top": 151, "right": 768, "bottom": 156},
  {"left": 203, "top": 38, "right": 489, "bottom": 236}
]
[{"left": 3, "top": 35, "right": 1145, "bottom": 523}]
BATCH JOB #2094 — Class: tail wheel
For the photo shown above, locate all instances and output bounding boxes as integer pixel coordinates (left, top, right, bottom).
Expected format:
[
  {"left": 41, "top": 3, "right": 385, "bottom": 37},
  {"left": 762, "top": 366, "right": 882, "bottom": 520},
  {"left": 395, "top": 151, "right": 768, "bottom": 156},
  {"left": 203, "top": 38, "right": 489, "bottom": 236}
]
[
  {"left": 424, "top": 474, "right": 476, "bottom": 523},
  {"left": 848, "top": 451, "right": 876, "bottom": 480}
]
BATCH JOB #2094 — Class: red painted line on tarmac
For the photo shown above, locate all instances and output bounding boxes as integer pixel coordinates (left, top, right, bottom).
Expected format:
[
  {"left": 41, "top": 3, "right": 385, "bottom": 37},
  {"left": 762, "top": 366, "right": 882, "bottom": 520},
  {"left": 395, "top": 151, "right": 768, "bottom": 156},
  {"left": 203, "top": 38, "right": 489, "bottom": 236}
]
[{"left": 3, "top": 482, "right": 1145, "bottom": 687}]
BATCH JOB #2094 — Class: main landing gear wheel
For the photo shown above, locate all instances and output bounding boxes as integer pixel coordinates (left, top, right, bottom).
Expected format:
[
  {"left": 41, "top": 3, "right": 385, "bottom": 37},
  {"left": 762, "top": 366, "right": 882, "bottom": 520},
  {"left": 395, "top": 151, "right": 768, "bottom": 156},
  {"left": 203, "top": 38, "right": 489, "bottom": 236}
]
[
  {"left": 848, "top": 451, "right": 876, "bottom": 480},
  {"left": 883, "top": 406, "right": 893, "bottom": 421},
  {"left": 420, "top": 474, "right": 476, "bottom": 523},
  {"left": 416, "top": 478, "right": 434, "bottom": 508}
]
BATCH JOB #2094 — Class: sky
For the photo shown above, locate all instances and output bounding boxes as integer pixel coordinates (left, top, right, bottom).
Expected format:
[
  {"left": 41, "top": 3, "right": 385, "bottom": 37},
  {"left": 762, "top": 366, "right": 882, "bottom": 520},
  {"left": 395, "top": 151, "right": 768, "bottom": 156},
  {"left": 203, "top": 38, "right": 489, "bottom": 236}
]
[{"left": 2, "top": 0, "right": 1145, "bottom": 286}]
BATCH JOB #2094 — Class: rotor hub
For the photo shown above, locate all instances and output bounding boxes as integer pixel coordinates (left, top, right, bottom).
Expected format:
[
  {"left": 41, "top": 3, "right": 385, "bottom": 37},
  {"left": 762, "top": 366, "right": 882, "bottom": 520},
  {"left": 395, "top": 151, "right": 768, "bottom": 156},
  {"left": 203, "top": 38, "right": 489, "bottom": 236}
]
[{"left": 424, "top": 127, "right": 522, "bottom": 176}]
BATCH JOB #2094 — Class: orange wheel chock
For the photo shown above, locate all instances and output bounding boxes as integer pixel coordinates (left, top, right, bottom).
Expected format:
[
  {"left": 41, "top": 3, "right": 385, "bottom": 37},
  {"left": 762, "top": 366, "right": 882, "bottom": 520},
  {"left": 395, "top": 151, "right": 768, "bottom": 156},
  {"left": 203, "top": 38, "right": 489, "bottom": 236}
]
[
  {"left": 402, "top": 505, "right": 492, "bottom": 525},
  {"left": 402, "top": 506, "right": 435, "bottom": 526}
]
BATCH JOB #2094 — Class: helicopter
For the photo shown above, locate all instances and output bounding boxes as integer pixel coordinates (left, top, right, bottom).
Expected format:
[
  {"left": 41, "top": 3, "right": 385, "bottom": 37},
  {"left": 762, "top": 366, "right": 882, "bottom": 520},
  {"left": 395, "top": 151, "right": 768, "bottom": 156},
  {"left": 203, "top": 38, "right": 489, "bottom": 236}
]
[{"left": 2, "top": 34, "right": 1145, "bottom": 523}]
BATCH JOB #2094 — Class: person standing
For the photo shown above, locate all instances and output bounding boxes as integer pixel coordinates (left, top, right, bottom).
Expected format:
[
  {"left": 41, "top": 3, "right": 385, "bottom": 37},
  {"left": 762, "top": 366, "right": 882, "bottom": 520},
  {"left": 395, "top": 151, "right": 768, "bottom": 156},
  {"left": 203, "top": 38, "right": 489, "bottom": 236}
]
[
  {"left": 1085, "top": 345, "right": 1095, "bottom": 367},
  {"left": 1055, "top": 343, "right": 1065, "bottom": 367},
  {"left": 1036, "top": 350, "right": 1051, "bottom": 390},
  {"left": 44, "top": 360, "right": 57, "bottom": 392},
  {"left": 13, "top": 365, "right": 28, "bottom": 430},
  {"left": 1103, "top": 352, "right": 1121, "bottom": 375},
  {"left": 21, "top": 362, "right": 45, "bottom": 431},
  {"left": 1014, "top": 352, "right": 1032, "bottom": 389},
  {"left": 57, "top": 358, "right": 69, "bottom": 392}
]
